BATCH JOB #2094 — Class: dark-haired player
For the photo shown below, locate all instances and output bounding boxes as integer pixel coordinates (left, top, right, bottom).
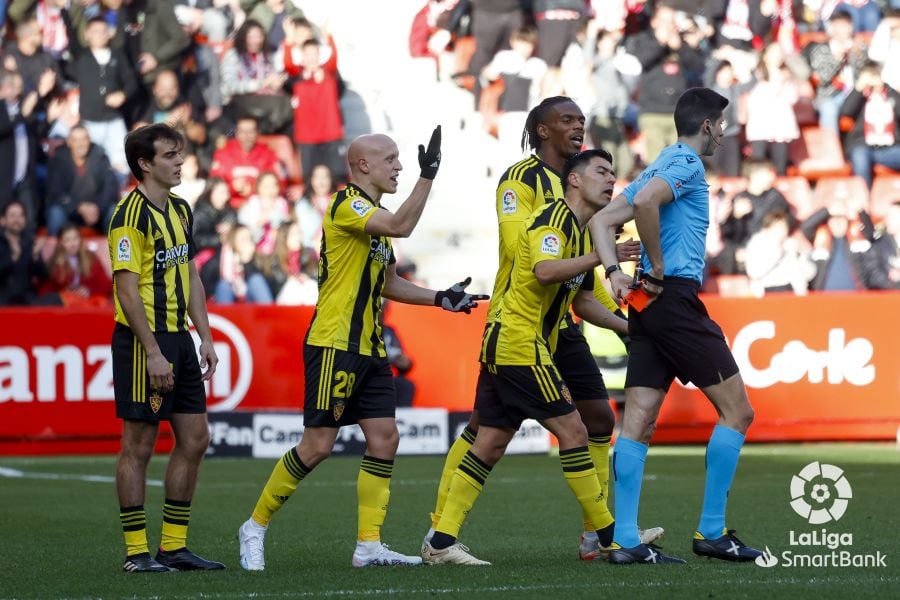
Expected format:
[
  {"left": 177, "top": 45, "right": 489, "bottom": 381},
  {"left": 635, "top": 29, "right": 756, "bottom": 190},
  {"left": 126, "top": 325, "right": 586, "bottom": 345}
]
[{"left": 590, "top": 88, "right": 764, "bottom": 564}]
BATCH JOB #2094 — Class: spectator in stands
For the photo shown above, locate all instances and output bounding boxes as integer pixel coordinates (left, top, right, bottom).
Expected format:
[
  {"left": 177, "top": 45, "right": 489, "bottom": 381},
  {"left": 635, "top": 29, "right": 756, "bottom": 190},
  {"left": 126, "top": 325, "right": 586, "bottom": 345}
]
[
  {"left": 708, "top": 60, "right": 749, "bottom": 177},
  {"left": 238, "top": 171, "right": 291, "bottom": 254},
  {"left": 7, "top": 0, "right": 70, "bottom": 60},
  {"left": 220, "top": 19, "right": 292, "bottom": 135},
  {"left": 744, "top": 211, "right": 816, "bottom": 295},
  {"left": 171, "top": 153, "right": 206, "bottom": 207},
  {"left": 289, "top": 36, "right": 346, "bottom": 184},
  {"left": 193, "top": 177, "right": 237, "bottom": 252},
  {"left": 867, "top": 10, "right": 900, "bottom": 92},
  {"left": 860, "top": 200, "right": 900, "bottom": 289},
  {"left": 714, "top": 186, "right": 754, "bottom": 276},
  {"left": 210, "top": 116, "right": 286, "bottom": 207},
  {"left": 278, "top": 16, "right": 336, "bottom": 73},
  {"left": 533, "top": 0, "right": 584, "bottom": 87},
  {"left": 831, "top": 0, "right": 883, "bottom": 33},
  {"left": 382, "top": 304, "right": 416, "bottom": 407},
  {"left": 3, "top": 16, "right": 62, "bottom": 96},
  {"left": 45, "top": 124, "right": 119, "bottom": 236},
  {"left": 735, "top": 158, "right": 797, "bottom": 235},
  {"left": 172, "top": 0, "right": 240, "bottom": 45},
  {"left": 66, "top": 16, "right": 137, "bottom": 181},
  {"left": 708, "top": 0, "right": 778, "bottom": 50},
  {"left": 801, "top": 198, "right": 871, "bottom": 291},
  {"left": 584, "top": 26, "right": 634, "bottom": 178},
  {"left": 294, "top": 163, "right": 334, "bottom": 249},
  {"left": 0, "top": 200, "right": 46, "bottom": 306},
  {"left": 803, "top": 9, "right": 868, "bottom": 131},
  {"left": 627, "top": 4, "right": 704, "bottom": 162},
  {"left": 840, "top": 61, "right": 900, "bottom": 187},
  {"left": 745, "top": 42, "right": 805, "bottom": 175},
  {"left": 466, "top": 0, "right": 524, "bottom": 96},
  {"left": 266, "top": 220, "right": 318, "bottom": 305},
  {"left": 120, "top": 0, "right": 191, "bottom": 86},
  {"left": 0, "top": 69, "right": 42, "bottom": 229},
  {"left": 36, "top": 223, "right": 112, "bottom": 306},
  {"left": 213, "top": 223, "right": 274, "bottom": 304},
  {"left": 136, "top": 69, "right": 209, "bottom": 163},
  {"left": 408, "top": 0, "right": 459, "bottom": 67}
]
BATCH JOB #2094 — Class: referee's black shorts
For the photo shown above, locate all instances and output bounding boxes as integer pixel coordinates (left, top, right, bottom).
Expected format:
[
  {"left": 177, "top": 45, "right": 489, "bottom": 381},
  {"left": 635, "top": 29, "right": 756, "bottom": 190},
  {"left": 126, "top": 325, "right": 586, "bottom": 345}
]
[
  {"left": 112, "top": 324, "right": 206, "bottom": 421},
  {"left": 625, "top": 277, "right": 739, "bottom": 391},
  {"left": 553, "top": 323, "right": 609, "bottom": 402}
]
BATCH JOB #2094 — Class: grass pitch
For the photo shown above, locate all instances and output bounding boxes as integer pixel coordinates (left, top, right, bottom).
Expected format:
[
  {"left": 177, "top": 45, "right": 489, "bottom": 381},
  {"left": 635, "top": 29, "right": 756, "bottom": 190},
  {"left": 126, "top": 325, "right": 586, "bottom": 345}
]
[{"left": 1, "top": 444, "right": 897, "bottom": 599}]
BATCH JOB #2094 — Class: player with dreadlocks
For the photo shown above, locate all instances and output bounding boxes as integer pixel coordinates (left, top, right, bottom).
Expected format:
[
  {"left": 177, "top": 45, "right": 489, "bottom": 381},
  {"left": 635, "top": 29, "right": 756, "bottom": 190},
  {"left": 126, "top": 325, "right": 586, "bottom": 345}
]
[{"left": 420, "top": 97, "right": 663, "bottom": 564}]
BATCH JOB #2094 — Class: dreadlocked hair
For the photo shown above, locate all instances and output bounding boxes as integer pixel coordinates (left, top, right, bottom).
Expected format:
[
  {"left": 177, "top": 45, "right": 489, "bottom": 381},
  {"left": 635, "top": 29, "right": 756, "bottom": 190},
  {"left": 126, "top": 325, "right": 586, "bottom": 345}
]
[{"left": 521, "top": 96, "right": 574, "bottom": 153}]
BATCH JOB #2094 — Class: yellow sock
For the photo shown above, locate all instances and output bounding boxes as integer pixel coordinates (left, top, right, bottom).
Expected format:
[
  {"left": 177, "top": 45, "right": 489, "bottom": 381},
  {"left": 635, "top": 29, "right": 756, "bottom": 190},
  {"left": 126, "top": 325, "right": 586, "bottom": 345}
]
[
  {"left": 358, "top": 455, "right": 394, "bottom": 542},
  {"left": 585, "top": 435, "right": 612, "bottom": 529},
  {"left": 435, "top": 450, "right": 492, "bottom": 539},
  {"left": 431, "top": 426, "right": 476, "bottom": 529},
  {"left": 251, "top": 448, "right": 312, "bottom": 526},
  {"left": 120, "top": 505, "right": 149, "bottom": 557},
  {"left": 160, "top": 499, "right": 191, "bottom": 551},
  {"left": 560, "top": 446, "right": 614, "bottom": 532}
]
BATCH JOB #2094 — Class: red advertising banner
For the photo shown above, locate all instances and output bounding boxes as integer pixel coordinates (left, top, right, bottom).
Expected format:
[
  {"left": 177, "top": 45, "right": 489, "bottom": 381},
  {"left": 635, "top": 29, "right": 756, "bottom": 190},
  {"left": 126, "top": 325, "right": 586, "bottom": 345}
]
[{"left": 0, "top": 293, "right": 898, "bottom": 455}]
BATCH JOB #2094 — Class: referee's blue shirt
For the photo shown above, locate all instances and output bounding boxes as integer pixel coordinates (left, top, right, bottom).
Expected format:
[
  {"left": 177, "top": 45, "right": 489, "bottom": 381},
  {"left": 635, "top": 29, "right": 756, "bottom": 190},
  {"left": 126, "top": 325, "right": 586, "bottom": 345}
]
[{"left": 622, "top": 142, "right": 709, "bottom": 284}]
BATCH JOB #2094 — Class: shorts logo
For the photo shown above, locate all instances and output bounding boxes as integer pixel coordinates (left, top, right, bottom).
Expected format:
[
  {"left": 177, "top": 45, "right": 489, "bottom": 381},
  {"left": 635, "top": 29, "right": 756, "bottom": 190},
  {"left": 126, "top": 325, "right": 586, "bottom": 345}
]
[
  {"left": 350, "top": 198, "right": 372, "bottom": 217},
  {"left": 333, "top": 399, "right": 346, "bottom": 421},
  {"left": 561, "top": 384, "right": 573, "bottom": 404},
  {"left": 501, "top": 189, "right": 517, "bottom": 214},
  {"left": 117, "top": 237, "right": 132, "bottom": 262},
  {"left": 540, "top": 234, "right": 561, "bottom": 256},
  {"left": 149, "top": 390, "right": 162, "bottom": 414}
]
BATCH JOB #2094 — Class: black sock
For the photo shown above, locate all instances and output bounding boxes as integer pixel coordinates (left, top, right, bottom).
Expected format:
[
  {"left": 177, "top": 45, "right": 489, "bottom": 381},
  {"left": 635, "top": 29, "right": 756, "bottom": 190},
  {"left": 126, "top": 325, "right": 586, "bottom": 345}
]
[
  {"left": 430, "top": 531, "right": 456, "bottom": 550},
  {"left": 597, "top": 522, "right": 615, "bottom": 548}
]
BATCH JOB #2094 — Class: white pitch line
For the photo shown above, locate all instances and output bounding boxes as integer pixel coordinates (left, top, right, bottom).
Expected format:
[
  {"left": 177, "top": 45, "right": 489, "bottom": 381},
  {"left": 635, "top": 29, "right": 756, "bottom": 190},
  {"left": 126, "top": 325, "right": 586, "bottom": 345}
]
[{"left": 0, "top": 466, "right": 163, "bottom": 487}]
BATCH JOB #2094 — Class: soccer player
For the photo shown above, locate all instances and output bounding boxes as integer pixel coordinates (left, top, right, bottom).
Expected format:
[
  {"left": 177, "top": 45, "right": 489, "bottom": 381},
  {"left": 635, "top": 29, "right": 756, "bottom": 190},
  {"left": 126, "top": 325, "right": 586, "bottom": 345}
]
[
  {"left": 589, "top": 88, "right": 764, "bottom": 564},
  {"left": 108, "top": 123, "right": 224, "bottom": 573},
  {"left": 425, "top": 96, "right": 660, "bottom": 562},
  {"left": 422, "top": 149, "right": 623, "bottom": 565},
  {"left": 238, "top": 127, "right": 489, "bottom": 570}
]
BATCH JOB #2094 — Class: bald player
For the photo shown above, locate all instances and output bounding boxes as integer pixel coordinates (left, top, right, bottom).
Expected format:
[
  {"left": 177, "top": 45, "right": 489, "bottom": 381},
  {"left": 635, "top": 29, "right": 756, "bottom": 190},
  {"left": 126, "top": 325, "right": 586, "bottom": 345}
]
[{"left": 238, "top": 127, "right": 489, "bottom": 570}]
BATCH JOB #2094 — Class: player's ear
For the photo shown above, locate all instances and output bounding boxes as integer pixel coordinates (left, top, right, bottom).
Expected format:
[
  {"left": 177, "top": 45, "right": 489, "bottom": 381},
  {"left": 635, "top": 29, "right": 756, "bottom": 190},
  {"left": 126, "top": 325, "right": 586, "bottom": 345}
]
[{"left": 536, "top": 122, "right": 549, "bottom": 140}]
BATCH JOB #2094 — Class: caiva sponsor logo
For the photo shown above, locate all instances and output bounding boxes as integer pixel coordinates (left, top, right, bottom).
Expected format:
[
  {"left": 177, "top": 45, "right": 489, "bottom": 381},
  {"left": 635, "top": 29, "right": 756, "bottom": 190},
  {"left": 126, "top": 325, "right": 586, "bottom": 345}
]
[{"left": 731, "top": 321, "right": 875, "bottom": 388}]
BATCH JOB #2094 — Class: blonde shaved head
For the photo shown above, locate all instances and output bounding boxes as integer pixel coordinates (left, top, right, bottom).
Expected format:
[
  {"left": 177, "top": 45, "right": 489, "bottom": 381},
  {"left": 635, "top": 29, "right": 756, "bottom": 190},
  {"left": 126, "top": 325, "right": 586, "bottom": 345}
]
[{"left": 347, "top": 133, "right": 402, "bottom": 200}]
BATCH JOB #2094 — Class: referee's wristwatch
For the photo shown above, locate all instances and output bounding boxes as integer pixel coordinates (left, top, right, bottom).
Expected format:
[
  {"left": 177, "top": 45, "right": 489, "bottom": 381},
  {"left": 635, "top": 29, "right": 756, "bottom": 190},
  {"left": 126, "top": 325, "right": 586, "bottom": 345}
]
[{"left": 605, "top": 264, "right": 622, "bottom": 279}]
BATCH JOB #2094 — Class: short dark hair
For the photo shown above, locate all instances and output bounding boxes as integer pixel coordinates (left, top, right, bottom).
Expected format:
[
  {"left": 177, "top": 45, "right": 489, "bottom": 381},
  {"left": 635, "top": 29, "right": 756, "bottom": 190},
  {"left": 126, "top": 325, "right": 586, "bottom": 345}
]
[
  {"left": 85, "top": 16, "right": 108, "bottom": 29},
  {"left": 673, "top": 87, "right": 729, "bottom": 137},
  {"left": 124, "top": 123, "right": 185, "bottom": 181},
  {"left": 2, "top": 199, "right": 26, "bottom": 217},
  {"left": 521, "top": 96, "right": 575, "bottom": 153},
  {"left": 828, "top": 9, "right": 853, "bottom": 22},
  {"left": 562, "top": 148, "right": 613, "bottom": 192}
]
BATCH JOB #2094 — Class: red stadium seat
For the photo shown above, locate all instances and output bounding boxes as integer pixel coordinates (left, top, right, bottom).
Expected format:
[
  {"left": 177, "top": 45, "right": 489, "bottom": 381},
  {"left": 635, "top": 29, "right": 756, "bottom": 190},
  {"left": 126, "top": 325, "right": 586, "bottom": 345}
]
[
  {"left": 258, "top": 134, "right": 304, "bottom": 200},
  {"left": 773, "top": 176, "right": 814, "bottom": 218},
  {"left": 870, "top": 175, "right": 900, "bottom": 220},
  {"left": 812, "top": 176, "right": 869, "bottom": 213},
  {"left": 788, "top": 127, "right": 852, "bottom": 180}
]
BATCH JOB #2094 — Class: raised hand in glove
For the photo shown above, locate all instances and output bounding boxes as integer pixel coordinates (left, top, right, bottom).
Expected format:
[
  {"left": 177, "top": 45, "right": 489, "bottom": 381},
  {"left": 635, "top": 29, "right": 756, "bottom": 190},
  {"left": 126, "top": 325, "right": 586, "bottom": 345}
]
[
  {"left": 435, "top": 276, "right": 489, "bottom": 314},
  {"left": 418, "top": 125, "right": 442, "bottom": 180}
]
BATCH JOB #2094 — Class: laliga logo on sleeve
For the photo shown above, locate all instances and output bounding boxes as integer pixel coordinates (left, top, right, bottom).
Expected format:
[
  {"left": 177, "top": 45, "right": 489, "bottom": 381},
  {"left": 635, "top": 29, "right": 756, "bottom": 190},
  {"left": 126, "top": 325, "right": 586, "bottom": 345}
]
[
  {"left": 541, "top": 234, "right": 560, "bottom": 256},
  {"left": 350, "top": 198, "right": 371, "bottom": 217},
  {"left": 117, "top": 237, "right": 131, "bottom": 262},
  {"left": 790, "top": 461, "right": 852, "bottom": 524},
  {"left": 501, "top": 189, "right": 517, "bottom": 214}
]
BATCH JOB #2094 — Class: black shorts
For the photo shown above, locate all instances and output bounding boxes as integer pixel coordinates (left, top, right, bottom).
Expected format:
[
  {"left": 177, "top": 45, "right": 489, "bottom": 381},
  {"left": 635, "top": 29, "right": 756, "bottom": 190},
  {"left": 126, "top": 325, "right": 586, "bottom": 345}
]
[
  {"left": 475, "top": 362, "right": 576, "bottom": 429},
  {"left": 303, "top": 344, "right": 395, "bottom": 427},
  {"left": 112, "top": 324, "right": 206, "bottom": 421},
  {"left": 553, "top": 322, "right": 609, "bottom": 402},
  {"left": 625, "top": 277, "right": 739, "bottom": 390}
]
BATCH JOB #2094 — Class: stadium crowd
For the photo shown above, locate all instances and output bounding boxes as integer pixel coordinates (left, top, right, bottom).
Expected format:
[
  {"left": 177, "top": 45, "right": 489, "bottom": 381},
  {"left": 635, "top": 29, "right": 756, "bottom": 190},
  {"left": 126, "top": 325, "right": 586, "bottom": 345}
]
[{"left": 1, "top": 0, "right": 899, "bottom": 309}]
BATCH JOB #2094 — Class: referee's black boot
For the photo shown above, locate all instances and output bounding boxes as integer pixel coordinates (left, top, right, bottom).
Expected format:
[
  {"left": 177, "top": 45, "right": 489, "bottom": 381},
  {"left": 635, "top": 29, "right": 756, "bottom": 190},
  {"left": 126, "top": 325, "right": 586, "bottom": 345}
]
[
  {"left": 122, "top": 552, "right": 173, "bottom": 573},
  {"left": 155, "top": 547, "right": 226, "bottom": 570},
  {"left": 608, "top": 543, "right": 686, "bottom": 565},
  {"left": 692, "top": 530, "right": 762, "bottom": 562}
]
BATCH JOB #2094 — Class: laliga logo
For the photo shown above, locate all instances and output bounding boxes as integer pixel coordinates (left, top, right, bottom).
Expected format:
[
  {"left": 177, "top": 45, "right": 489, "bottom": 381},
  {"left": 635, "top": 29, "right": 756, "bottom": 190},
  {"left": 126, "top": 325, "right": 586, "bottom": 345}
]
[
  {"left": 789, "top": 462, "right": 853, "bottom": 524},
  {"left": 189, "top": 314, "right": 253, "bottom": 412}
]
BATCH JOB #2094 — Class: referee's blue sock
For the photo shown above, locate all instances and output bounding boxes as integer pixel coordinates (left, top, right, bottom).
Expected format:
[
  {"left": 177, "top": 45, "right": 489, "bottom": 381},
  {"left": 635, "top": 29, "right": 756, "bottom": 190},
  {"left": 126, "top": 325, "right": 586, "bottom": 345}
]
[
  {"left": 612, "top": 437, "right": 647, "bottom": 548},
  {"left": 697, "top": 424, "right": 746, "bottom": 540}
]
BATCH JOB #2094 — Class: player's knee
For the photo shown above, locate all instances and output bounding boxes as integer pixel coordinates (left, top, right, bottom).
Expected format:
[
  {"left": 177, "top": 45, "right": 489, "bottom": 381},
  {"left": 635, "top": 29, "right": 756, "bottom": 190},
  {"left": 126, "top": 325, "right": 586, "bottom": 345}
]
[
  {"left": 733, "top": 404, "right": 755, "bottom": 433},
  {"left": 366, "top": 427, "right": 400, "bottom": 458},
  {"left": 558, "top": 419, "right": 588, "bottom": 448}
]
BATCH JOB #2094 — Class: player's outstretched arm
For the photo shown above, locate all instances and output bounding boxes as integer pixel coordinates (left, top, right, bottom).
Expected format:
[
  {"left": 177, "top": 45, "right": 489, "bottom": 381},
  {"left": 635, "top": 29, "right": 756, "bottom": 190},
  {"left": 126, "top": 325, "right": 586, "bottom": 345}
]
[
  {"left": 382, "top": 265, "right": 488, "bottom": 314},
  {"left": 364, "top": 125, "right": 442, "bottom": 239},
  {"left": 572, "top": 289, "right": 628, "bottom": 335},
  {"left": 588, "top": 195, "right": 633, "bottom": 270},
  {"left": 632, "top": 177, "right": 674, "bottom": 278}
]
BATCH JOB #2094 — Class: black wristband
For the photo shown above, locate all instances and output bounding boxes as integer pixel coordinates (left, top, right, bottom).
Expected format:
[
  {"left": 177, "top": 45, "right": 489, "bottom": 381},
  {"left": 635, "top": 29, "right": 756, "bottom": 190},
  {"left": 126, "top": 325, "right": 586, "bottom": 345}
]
[
  {"left": 641, "top": 272, "right": 664, "bottom": 287},
  {"left": 605, "top": 264, "right": 621, "bottom": 279}
]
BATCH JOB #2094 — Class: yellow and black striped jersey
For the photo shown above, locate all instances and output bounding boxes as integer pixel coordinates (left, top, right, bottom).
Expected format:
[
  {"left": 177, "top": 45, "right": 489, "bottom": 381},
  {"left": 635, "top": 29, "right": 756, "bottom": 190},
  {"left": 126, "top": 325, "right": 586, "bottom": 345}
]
[
  {"left": 481, "top": 199, "right": 595, "bottom": 366},
  {"left": 490, "top": 155, "right": 617, "bottom": 324},
  {"left": 306, "top": 183, "right": 396, "bottom": 357},
  {"left": 108, "top": 189, "right": 196, "bottom": 333}
]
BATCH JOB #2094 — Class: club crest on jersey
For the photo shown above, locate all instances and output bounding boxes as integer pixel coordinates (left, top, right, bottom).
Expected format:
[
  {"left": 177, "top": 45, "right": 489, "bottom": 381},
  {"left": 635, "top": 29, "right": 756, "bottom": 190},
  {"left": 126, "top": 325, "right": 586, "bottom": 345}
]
[
  {"left": 333, "top": 400, "right": 345, "bottom": 421},
  {"left": 561, "top": 384, "right": 573, "bottom": 404},
  {"left": 149, "top": 390, "right": 162, "bottom": 414},
  {"left": 117, "top": 237, "right": 132, "bottom": 262},
  {"left": 351, "top": 198, "right": 372, "bottom": 217},
  {"left": 501, "top": 189, "right": 517, "bottom": 214},
  {"left": 540, "top": 234, "right": 561, "bottom": 256}
]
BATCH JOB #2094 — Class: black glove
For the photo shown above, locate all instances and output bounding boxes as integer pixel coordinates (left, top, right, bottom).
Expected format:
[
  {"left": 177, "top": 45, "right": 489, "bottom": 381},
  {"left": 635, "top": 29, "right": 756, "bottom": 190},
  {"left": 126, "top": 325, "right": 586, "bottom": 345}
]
[
  {"left": 418, "top": 125, "right": 442, "bottom": 180},
  {"left": 434, "top": 277, "right": 489, "bottom": 314}
]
